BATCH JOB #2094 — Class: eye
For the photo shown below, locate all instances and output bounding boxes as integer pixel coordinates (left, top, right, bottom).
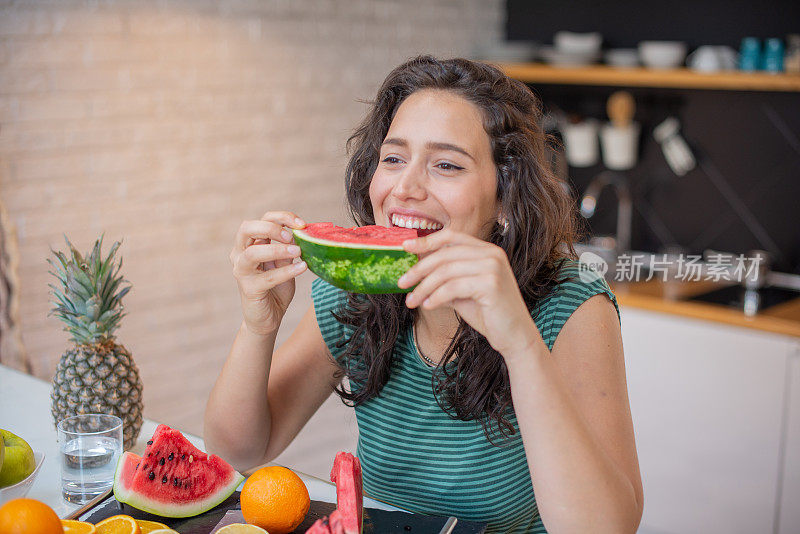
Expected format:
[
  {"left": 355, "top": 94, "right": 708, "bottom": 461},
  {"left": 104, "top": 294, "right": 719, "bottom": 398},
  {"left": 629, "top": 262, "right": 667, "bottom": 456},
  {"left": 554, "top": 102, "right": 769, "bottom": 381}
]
[
  {"left": 436, "top": 162, "right": 464, "bottom": 171},
  {"left": 382, "top": 156, "right": 402, "bottom": 165}
]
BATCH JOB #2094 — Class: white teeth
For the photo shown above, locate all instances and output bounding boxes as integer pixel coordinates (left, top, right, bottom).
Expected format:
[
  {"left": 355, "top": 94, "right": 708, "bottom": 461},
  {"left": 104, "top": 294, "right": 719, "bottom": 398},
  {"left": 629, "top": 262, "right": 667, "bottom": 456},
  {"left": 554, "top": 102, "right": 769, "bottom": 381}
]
[{"left": 390, "top": 214, "right": 443, "bottom": 230}]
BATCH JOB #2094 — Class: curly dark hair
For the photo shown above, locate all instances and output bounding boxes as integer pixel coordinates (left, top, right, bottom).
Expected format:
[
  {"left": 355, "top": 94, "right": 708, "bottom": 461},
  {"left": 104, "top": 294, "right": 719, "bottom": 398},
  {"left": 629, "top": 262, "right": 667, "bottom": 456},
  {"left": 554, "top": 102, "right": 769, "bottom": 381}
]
[{"left": 330, "top": 55, "right": 579, "bottom": 443}]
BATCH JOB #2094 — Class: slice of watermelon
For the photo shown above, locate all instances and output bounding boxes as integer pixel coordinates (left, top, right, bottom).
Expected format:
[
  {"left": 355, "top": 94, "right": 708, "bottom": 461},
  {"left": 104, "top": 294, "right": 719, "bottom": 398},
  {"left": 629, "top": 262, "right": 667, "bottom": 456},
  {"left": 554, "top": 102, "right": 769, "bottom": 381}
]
[
  {"left": 305, "top": 518, "right": 332, "bottom": 534},
  {"left": 329, "top": 451, "right": 363, "bottom": 534},
  {"left": 113, "top": 424, "right": 244, "bottom": 518},
  {"left": 304, "top": 510, "right": 344, "bottom": 534},
  {"left": 328, "top": 509, "right": 346, "bottom": 534},
  {"left": 293, "top": 223, "right": 419, "bottom": 294}
]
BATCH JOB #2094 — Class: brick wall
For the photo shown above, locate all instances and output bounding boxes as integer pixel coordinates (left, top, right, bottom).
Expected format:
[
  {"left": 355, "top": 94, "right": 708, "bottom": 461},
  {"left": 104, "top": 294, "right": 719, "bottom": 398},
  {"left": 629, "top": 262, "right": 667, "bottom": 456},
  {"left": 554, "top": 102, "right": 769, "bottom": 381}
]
[{"left": 0, "top": 0, "right": 504, "bottom": 476}]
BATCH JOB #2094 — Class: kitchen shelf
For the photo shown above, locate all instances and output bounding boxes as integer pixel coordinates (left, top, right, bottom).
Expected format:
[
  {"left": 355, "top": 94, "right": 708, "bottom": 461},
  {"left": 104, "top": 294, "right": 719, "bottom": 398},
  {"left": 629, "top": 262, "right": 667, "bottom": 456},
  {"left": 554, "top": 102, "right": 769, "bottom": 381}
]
[{"left": 496, "top": 62, "right": 800, "bottom": 92}]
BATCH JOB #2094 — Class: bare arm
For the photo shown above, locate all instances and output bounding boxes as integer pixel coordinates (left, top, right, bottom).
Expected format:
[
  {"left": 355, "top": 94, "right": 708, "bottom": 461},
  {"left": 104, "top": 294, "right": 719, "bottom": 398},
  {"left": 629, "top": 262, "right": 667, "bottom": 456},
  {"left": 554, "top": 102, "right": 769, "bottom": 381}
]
[
  {"left": 400, "top": 231, "right": 642, "bottom": 531},
  {"left": 204, "top": 305, "right": 339, "bottom": 471},
  {"left": 204, "top": 210, "right": 339, "bottom": 471},
  {"left": 505, "top": 295, "right": 643, "bottom": 533}
]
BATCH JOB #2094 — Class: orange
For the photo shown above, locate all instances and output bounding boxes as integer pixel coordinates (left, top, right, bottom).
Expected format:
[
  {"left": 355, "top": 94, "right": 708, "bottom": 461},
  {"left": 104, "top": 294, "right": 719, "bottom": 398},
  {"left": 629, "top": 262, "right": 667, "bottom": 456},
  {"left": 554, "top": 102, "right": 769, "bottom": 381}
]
[
  {"left": 240, "top": 465, "right": 310, "bottom": 534},
  {"left": 62, "top": 520, "right": 98, "bottom": 533},
  {"left": 134, "top": 520, "right": 169, "bottom": 534},
  {"left": 0, "top": 498, "right": 64, "bottom": 534},
  {"left": 95, "top": 515, "right": 141, "bottom": 534}
]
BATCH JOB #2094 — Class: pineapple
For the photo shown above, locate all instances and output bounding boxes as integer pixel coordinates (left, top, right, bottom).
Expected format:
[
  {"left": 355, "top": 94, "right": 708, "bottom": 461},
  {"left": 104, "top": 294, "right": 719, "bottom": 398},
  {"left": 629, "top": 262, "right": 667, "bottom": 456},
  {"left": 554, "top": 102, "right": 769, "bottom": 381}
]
[{"left": 49, "top": 235, "right": 143, "bottom": 450}]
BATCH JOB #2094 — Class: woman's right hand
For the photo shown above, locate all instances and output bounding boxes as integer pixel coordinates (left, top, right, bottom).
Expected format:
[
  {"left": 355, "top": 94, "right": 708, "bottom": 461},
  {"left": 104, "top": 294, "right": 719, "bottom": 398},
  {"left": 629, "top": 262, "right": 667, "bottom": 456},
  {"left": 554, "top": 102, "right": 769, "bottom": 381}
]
[{"left": 230, "top": 211, "right": 307, "bottom": 336}]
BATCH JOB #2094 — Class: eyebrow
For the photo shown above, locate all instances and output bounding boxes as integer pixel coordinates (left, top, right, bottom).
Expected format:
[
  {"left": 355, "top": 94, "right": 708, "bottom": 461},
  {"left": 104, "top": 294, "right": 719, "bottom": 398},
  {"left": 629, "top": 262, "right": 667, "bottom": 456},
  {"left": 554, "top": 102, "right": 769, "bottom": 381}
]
[{"left": 381, "top": 137, "right": 475, "bottom": 162}]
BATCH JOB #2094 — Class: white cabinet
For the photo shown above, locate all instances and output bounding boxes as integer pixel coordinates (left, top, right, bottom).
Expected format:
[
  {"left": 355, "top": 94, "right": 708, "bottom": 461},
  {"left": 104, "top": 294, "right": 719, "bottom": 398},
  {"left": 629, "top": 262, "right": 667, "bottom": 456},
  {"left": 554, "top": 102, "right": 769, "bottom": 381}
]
[
  {"left": 620, "top": 307, "right": 797, "bottom": 534},
  {"left": 779, "top": 347, "right": 800, "bottom": 534}
]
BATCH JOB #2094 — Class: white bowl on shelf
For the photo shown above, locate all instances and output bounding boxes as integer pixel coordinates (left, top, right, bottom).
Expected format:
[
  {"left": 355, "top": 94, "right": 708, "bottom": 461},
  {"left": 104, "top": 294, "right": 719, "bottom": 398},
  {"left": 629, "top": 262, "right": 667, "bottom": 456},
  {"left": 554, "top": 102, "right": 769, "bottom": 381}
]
[
  {"left": 638, "top": 41, "right": 687, "bottom": 69},
  {"left": 0, "top": 452, "right": 45, "bottom": 505},
  {"left": 605, "top": 48, "right": 640, "bottom": 68},
  {"left": 540, "top": 46, "right": 601, "bottom": 67},
  {"left": 554, "top": 31, "right": 602, "bottom": 55}
]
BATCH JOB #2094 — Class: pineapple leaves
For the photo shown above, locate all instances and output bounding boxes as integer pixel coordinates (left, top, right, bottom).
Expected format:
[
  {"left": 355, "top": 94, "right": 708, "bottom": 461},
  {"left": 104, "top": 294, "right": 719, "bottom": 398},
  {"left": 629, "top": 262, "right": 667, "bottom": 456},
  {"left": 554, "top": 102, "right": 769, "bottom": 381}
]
[{"left": 49, "top": 234, "right": 131, "bottom": 344}]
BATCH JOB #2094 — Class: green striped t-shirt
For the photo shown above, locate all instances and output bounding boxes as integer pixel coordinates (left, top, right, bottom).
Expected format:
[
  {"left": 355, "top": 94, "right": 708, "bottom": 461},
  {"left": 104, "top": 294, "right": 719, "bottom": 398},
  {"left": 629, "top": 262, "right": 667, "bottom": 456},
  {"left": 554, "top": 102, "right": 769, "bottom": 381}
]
[{"left": 311, "top": 259, "right": 619, "bottom": 533}]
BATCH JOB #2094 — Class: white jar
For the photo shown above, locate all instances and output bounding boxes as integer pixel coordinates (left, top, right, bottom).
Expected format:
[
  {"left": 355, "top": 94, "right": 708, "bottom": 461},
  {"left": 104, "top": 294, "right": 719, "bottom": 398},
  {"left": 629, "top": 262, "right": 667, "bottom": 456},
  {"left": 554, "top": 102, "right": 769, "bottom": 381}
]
[
  {"left": 600, "top": 122, "right": 640, "bottom": 170},
  {"left": 561, "top": 120, "right": 600, "bottom": 167}
]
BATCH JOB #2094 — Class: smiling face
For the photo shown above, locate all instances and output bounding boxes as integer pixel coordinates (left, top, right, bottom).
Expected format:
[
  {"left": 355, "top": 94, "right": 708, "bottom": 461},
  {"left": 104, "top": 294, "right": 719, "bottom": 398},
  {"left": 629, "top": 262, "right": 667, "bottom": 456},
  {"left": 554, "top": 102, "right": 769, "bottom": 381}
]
[{"left": 369, "top": 89, "right": 499, "bottom": 239}]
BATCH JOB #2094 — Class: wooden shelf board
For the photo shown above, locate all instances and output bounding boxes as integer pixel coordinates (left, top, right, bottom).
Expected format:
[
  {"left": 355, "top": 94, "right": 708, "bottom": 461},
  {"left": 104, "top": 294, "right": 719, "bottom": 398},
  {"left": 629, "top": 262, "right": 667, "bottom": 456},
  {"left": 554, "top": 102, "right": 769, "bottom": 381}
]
[{"left": 495, "top": 62, "right": 800, "bottom": 92}]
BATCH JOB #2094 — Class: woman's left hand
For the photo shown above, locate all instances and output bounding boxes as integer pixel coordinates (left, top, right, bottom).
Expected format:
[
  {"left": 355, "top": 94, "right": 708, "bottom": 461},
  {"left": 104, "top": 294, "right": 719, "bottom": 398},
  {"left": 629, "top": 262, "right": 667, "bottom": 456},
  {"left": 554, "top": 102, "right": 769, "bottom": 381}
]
[{"left": 398, "top": 229, "right": 541, "bottom": 358}]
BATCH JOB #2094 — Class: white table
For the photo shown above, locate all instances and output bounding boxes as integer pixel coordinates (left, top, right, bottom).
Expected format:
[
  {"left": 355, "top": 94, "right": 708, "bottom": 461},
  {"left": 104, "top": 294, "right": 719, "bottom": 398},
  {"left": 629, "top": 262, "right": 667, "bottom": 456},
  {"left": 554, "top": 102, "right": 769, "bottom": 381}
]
[{"left": 0, "top": 364, "right": 400, "bottom": 518}]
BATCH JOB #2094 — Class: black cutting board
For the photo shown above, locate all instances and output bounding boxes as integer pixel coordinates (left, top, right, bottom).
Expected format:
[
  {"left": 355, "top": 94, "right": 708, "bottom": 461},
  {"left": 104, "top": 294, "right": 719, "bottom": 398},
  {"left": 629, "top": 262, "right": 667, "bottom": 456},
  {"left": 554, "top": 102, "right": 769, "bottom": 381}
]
[{"left": 80, "top": 492, "right": 487, "bottom": 533}]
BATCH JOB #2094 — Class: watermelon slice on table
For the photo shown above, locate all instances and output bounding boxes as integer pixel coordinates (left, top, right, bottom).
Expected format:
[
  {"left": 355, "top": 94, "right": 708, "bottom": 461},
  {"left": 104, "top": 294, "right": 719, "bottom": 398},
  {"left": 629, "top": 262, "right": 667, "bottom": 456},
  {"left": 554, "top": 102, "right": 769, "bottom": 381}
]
[
  {"left": 293, "top": 223, "right": 420, "bottom": 294},
  {"left": 303, "top": 501, "right": 346, "bottom": 534},
  {"left": 306, "top": 518, "right": 332, "bottom": 534},
  {"left": 328, "top": 509, "right": 346, "bottom": 534},
  {"left": 329, "top": 451, "right": 363, "bottom": 534},
  {"left": 113, "top": 424, "right": 244, "bottom": 518}
]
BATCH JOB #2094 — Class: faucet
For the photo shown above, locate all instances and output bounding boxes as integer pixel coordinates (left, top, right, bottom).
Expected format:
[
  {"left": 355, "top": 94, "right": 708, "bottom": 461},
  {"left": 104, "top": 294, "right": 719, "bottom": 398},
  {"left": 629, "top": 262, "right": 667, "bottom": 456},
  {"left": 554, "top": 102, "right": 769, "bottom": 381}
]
[{"left": 579, "top": 171, "right": 633, "bottom": 254}]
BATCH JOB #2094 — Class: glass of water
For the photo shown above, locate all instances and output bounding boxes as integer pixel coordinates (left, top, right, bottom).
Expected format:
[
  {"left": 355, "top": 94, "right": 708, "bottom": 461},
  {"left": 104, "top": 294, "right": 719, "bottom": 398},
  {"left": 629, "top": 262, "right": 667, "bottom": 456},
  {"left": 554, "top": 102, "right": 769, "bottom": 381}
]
[{"left": 57, "top": 413, "right": 123, "bottom": 504}]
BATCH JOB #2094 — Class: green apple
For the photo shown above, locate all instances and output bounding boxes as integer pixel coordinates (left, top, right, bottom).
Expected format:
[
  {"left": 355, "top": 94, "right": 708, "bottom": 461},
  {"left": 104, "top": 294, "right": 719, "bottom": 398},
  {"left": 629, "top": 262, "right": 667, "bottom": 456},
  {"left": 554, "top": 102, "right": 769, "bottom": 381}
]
[{"left": 0, "top": 428, "right": 35, "bottom": 488}]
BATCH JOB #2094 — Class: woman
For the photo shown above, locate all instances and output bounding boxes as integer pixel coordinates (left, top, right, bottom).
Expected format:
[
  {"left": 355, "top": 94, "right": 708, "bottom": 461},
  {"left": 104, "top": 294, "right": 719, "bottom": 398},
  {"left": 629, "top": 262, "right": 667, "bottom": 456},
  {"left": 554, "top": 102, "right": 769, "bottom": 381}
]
[{"left": 205, "top": 56, "right": 643, "bottom": 533}]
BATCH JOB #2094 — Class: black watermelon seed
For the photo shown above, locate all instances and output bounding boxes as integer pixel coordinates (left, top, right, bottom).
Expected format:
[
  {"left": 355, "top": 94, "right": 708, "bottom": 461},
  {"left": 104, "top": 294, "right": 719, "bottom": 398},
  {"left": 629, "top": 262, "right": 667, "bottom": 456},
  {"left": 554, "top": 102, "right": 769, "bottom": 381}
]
[
  {"left": 135, "top": 463, "right": 140, "bottom": 470},
  {"left": 162, "top": 475, "right": 168, "bottom": 483},
  {"left": 181, "top": 454, "right": 186, "bottom": 460},
  {"left": 148, "top": 471, "right": 155, "bottom": 481},
  {"left": 173, "top": 477, "right": 180, "bottom": 486},
  {"left": 148, "top": 452, "right": 152, "bottom": 457},
  {"left": 168, "top": 452, "right": 174, "bottom": 460},
  {"left": 147, "top": 440, "right": 153, "bottom": 445},
  {"left": 159, "top": 457, "right": 165, "bottom": 466}
]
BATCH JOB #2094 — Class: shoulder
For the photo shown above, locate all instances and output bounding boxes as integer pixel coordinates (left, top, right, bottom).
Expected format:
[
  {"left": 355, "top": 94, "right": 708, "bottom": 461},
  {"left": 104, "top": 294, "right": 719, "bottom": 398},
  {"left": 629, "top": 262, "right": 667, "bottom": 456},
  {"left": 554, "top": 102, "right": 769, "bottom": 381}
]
[{"left": 531, "top": 258, "right": 620, "bottom": 351}]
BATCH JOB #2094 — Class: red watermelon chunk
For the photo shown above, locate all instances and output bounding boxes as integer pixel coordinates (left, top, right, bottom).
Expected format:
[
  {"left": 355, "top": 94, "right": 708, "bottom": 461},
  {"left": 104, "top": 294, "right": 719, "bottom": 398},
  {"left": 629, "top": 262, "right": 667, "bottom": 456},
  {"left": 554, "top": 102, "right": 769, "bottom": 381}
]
[
  {"left": 303, "top": 508, "right": 345, "bottom": 534},
  {"left": 303, "top": 223, "right": 418, "bottom": 246},
  {"left": 330, "top": 451, "right": 363, "bottom": 534},
  {"left": 306, "top": 518, "right": 332, "bottom": 534},
  {"left": 328, "top": 509, "right": 346, "bottom": 534},
  {"left": 113, "top": 424, "right": 244, "bottom": 518}
]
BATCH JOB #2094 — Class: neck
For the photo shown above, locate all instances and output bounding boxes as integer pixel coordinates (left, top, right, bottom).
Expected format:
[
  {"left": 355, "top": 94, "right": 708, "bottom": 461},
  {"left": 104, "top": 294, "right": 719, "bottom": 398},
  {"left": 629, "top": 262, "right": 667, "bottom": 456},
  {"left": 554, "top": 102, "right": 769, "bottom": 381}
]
[{"left": 415, "top": 308, "right": 459, "bottom": 363}]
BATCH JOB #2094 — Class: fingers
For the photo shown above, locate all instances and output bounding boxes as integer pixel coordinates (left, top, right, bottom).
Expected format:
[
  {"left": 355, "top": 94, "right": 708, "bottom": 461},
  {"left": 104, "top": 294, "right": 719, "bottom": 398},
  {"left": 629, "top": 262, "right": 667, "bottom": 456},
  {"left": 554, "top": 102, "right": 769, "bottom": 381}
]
[
  {"left": 260, "top": 210, "right": 306, "bottom": 230},
  {"left": 235, "top": 221, "right": 288, "bottom": 253},
  {"left": 234, "top": 212, "right": 305, "bottom": 253},
  {"left": 404, "top": 258, "right": 494, "bottom": 309},
  {"left": 398, "top": 244, "right": 504, "bottom": 289},
  {"left": 418, "top": 275, "right": 485, "bottom": 310},
  {"left": 402, "top": 228, "right": 486, "bottom": 255},
  {"left": 242, "top": 261, "right": 307, "bottom": 294},
  {"left": 259, "top": 211, "right": 304, "bottom": 268},
  {"left": 233, "top": 243, "right": 302, "bottom": 275}
]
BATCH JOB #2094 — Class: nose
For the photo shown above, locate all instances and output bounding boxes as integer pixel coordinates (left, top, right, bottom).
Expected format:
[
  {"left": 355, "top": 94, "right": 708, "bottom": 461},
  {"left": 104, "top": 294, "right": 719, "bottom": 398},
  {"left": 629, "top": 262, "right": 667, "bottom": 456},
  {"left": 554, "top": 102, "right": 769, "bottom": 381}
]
[{"left": 391, "top": 161, "right": 427, "bottom": 201}]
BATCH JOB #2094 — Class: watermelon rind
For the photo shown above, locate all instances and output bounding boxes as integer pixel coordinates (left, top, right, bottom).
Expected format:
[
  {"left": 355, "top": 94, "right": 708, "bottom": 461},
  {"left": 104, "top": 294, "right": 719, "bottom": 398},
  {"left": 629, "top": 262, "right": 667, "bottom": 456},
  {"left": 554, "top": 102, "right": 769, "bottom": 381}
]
[
  {"left": 293, "top": 228, "right": 418, "bottom": 294},
  {"left": 113, "top": 450, "right": 244, "bottom": 518}
]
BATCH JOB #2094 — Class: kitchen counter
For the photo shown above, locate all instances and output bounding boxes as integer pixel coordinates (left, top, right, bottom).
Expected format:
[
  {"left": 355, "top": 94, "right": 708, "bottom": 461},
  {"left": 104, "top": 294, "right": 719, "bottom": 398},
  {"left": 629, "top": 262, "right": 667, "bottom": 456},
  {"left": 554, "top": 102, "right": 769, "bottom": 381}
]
[{"left": 612, "top": 278, "right": 800, "bottom": 338}]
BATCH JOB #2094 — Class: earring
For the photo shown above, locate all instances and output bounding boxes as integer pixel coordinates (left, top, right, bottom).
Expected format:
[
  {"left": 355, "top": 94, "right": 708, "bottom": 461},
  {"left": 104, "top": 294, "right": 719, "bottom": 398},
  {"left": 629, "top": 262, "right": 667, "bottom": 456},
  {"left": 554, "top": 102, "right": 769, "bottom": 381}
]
[{"left": 499, "top": 216, "right": 509, "bottom": 236}]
